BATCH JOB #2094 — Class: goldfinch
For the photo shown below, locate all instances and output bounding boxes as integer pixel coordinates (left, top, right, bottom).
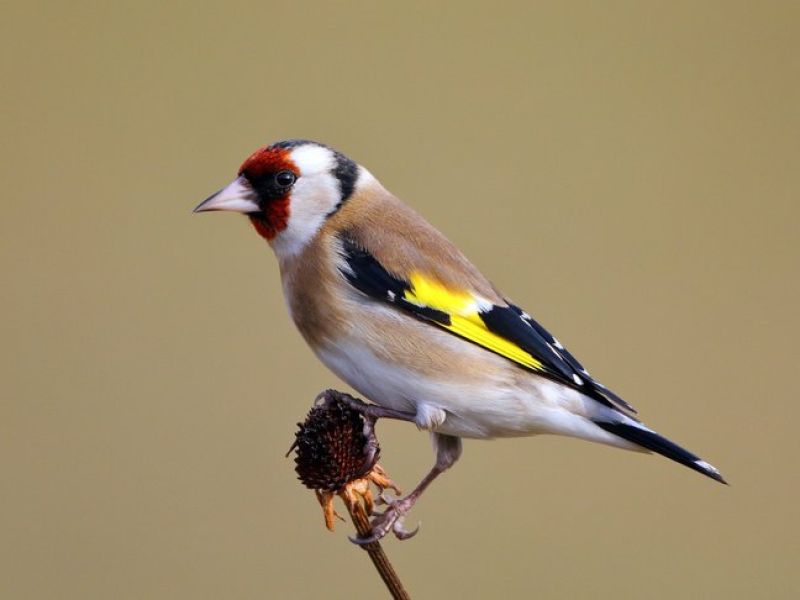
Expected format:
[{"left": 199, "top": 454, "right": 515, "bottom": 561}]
[{"left": 195, "top": 139, "right": 725, "bottom": 542}]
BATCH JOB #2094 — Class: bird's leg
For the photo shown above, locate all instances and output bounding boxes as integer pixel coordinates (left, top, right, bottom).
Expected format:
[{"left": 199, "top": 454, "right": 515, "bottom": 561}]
[
  {"left": 327, "top": 390, "right": 418, "bottom": 424},
  {"left": 351, "top": 433, "right": 463, "bottom": 545},
  {"left": 322, "top": 391, "right": 462, "bottom": 542}
]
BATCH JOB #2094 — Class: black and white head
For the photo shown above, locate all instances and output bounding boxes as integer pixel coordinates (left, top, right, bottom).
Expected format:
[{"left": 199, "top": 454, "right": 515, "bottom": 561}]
[{"left": 194, "top": 140, "right": 363, "bottom": 257}]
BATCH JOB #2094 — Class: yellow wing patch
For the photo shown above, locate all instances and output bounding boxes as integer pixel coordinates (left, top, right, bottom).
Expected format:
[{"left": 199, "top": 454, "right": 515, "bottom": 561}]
[{"left": 404, "top": 273, "right": 544, "bottom": 371}]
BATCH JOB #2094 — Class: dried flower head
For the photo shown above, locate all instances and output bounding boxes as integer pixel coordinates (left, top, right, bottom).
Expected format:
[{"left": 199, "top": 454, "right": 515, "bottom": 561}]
[
  {"left": 292, "top": 392, "right": 377, "bottom": 491},
  {"left": 289, "top": 390, "right": 399, "bottom": 530}
]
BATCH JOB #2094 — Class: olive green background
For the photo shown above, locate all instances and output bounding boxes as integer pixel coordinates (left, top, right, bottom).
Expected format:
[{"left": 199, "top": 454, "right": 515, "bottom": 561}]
[{"left": 2, "top": 1, "right": 798, "bottom": 598}]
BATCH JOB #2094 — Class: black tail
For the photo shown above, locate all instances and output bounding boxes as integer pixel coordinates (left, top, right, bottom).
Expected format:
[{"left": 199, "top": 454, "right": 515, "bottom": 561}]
[{"left": 595, "top": 421, "right": 727, "bottom": 484}]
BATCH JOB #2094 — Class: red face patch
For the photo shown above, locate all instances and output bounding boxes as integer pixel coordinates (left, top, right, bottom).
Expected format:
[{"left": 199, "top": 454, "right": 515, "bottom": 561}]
[
  {"left": 238, "top": 146, "right": 296, "bottom": 178},
  {"left": 248, "top": 206, "right": 289, "bottom": 240},
  {"left": 238, "top": 146, "right": 299, "bottom": 241}
]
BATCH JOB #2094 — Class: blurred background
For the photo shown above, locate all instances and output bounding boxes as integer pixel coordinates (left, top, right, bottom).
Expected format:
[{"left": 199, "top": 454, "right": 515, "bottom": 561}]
[{"left": 2, "top": 1, "right": 798, "bottom": 598}]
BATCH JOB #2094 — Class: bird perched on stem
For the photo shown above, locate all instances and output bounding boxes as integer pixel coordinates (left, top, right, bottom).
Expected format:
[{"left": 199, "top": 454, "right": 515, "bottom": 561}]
[{"left": 194, "top": 139, "right": 725, "bottom": 543}]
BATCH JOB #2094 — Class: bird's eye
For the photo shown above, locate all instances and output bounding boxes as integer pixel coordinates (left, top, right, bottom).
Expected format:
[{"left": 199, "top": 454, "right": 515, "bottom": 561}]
[{"left": 275, "top": 171, "right": 296, "bottom": 187}]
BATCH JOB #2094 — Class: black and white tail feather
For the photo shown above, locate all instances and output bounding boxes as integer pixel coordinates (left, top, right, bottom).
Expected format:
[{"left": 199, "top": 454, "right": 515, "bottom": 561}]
[{"left": 593, "top": 419, "right": 727, "bottom": 483}]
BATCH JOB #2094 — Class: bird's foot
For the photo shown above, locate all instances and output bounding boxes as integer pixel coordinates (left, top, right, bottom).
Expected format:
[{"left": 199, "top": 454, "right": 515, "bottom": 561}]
[
  {"left": 319, "top": 390, "right": 369, "bottom": 414},
  {"left": 349, "top": 495, "right": 420, "bottom": 544},
  {"left": 317, "top": 389, "right": 416, "bottom": 425}
]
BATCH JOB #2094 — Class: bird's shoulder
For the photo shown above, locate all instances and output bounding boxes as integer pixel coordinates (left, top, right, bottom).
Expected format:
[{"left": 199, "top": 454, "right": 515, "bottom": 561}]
[{"left": 325, "top": 180, "right": 503, "bottom": 304}]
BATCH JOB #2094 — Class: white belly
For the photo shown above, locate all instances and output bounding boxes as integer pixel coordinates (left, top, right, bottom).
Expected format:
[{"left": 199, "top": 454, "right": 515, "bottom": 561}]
[{"left": 315, "top": 337, "right": 636, "bottom": 448}]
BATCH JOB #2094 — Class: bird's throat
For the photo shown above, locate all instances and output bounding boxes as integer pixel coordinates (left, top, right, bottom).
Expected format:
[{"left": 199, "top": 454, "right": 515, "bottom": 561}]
[{"left": 248, "top": 198, "right": 290, "bottom": 240}]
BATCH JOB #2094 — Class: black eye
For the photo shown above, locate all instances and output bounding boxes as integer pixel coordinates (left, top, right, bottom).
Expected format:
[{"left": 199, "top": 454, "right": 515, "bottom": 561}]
[{"left": 275, "top": 171, "right": 296, "bottom": 187}]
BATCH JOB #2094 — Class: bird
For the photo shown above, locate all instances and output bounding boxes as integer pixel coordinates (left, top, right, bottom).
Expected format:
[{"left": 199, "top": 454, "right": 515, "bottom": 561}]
[{"left": 194, "top": 139, "right": 725, "bottom": 542}]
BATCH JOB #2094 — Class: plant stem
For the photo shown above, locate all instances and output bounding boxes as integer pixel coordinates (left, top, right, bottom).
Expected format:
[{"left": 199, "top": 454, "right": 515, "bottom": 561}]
[{"left": 345, "top": 501, "right": 411, "bottom": 600}]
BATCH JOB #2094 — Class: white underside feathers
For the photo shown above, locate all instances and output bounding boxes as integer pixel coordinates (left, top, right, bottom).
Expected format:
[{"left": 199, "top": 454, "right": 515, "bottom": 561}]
[{"left": 316, "top": 336, "right": 640, "bottom": 451}]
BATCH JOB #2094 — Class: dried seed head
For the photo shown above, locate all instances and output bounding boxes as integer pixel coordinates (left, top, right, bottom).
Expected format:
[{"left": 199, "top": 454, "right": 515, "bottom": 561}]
[{"left": 291, "top": 391, "right": 379, "bottom": 492}]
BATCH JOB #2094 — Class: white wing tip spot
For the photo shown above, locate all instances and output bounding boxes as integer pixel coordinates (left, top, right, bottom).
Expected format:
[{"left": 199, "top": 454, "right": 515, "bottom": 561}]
[
  {"left": 572, "top": 374, "right": 584, "bottom": 385},
  {"left": 694, "top": 459, "right": 720, "bottom": 475},
  {"left": 474, "top": 297, "right": 494, "bottom": 312}
]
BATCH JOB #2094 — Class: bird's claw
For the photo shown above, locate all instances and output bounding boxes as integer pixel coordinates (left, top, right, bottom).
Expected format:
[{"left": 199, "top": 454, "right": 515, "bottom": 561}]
[
  {"left": 349, "top": 502, "right": 420, "bottom": 545},
  {"left": 392, "top": 517, "right": 420, "bottom": 540},
  {"left": 318, "top": 390, "right": 370, "bottom": 416}
]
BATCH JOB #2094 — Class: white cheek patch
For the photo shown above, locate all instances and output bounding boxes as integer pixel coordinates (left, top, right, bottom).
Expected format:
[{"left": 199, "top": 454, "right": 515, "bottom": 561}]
[{"left": 270, "top": 145, "right": 343, "bottom": 258}]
